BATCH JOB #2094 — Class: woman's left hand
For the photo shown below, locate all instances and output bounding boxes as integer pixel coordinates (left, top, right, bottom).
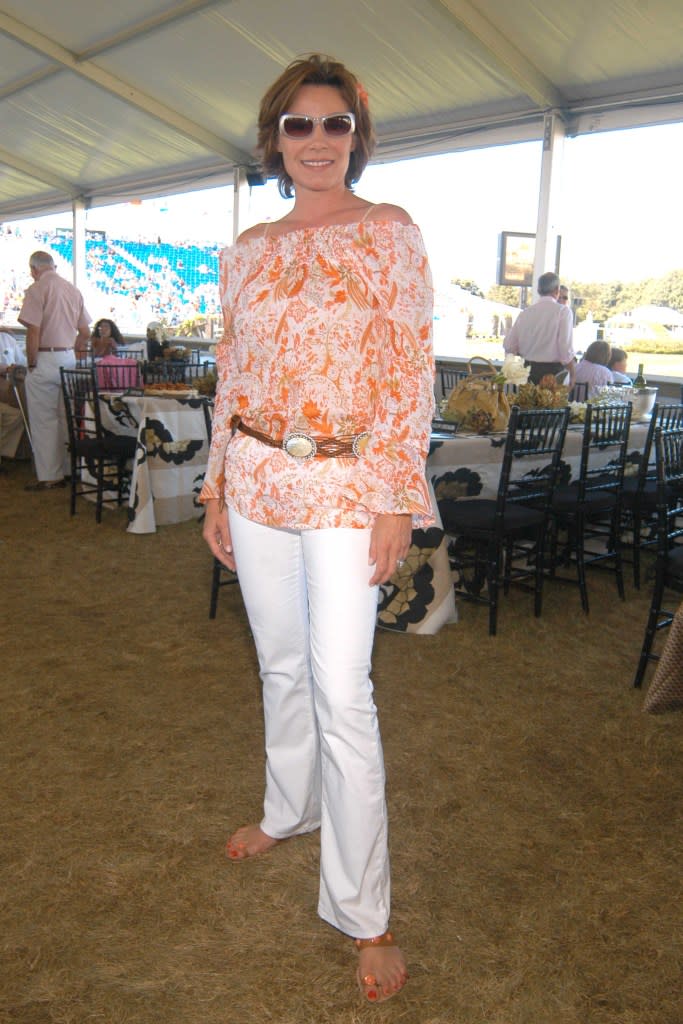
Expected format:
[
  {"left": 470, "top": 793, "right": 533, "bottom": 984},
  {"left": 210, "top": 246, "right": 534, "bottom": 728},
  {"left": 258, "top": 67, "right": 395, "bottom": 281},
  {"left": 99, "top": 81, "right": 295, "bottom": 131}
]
[{"left": 368, "top": 513, "right": 412, "bottom": 585}]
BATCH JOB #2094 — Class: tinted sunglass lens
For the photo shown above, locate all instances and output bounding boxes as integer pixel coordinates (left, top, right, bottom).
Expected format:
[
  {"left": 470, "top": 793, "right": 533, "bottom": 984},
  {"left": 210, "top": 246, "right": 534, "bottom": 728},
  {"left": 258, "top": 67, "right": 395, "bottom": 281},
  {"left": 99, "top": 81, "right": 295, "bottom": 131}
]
[
  {"left": 324, "top": 115, "right": 353, "bottom": 136},
  {"left": 283, "top": 116, "right": 313, "bottom": 138}
]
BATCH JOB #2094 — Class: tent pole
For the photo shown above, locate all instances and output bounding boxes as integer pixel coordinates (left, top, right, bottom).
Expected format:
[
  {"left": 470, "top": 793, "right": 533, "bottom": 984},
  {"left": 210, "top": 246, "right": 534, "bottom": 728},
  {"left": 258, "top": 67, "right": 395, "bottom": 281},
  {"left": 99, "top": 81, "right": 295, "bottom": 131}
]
[{"left": 532, "top": 110, "right": 566, "bottom": 297}]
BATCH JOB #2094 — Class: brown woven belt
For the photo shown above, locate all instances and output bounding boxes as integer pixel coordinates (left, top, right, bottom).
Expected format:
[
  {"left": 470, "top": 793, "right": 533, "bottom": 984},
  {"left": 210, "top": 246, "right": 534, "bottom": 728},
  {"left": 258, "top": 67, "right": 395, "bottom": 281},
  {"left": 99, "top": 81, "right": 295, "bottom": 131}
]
[
  {"left": 38, "top": 346, "right": 71, "bottom": 352},
  {"left": 230, "top": 414, "right": 369, "bottom": 460}
]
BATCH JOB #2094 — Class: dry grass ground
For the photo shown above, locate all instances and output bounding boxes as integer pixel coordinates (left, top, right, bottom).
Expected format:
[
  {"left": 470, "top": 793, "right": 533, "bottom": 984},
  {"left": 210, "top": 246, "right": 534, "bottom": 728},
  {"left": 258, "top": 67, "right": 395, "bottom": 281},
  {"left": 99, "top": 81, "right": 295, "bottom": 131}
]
[{"left": 1, "top": 459, "right": 681, "bottom": 1024}]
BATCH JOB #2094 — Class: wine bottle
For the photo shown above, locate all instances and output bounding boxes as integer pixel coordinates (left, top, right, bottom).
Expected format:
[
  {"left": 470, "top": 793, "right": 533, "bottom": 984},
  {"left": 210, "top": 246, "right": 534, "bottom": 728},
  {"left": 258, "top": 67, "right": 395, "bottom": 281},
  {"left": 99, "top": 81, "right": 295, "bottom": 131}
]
[{"left": 633, "top": 363, "right": 646, "bottom": 388}]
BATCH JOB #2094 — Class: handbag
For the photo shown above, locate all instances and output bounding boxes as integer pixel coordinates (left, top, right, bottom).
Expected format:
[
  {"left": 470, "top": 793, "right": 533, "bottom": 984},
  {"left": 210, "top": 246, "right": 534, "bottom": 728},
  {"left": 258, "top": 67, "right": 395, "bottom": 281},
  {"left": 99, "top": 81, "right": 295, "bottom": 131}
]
[{"left": 443, "top": 357, "right": 510, "bottom": 433}]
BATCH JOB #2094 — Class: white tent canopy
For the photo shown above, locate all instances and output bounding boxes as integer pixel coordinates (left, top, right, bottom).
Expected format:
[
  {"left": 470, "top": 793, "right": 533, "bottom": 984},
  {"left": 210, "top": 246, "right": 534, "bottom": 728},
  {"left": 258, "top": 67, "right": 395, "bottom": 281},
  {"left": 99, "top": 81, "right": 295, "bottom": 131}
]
[{"left": 1, "top": 0, "right": 683, "bottom": 222}]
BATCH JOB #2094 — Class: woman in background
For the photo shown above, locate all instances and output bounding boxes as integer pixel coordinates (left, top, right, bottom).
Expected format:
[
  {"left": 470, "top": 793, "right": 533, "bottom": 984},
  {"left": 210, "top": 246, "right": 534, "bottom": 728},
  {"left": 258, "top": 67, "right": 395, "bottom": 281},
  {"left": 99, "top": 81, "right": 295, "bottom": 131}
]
[
  {"left": 90, "top": 317, "right": 124, "bottom": 357},
  {"left": 201, "top": 54, "right": 434, "bottom": 1003},
  {"left": 573, "top": 339, "right": 614, "bottom": 396}
]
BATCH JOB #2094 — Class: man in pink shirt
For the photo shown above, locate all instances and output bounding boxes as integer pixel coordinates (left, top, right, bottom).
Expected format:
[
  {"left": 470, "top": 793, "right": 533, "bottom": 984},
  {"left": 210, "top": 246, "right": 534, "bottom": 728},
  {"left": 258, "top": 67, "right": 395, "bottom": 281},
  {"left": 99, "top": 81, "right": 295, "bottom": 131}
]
[
  {"left": 504, "top": 271, "right": 576, "bottom": 386},
  {"left": 18, "top": 251, "right": 91, "bottom": 490}
]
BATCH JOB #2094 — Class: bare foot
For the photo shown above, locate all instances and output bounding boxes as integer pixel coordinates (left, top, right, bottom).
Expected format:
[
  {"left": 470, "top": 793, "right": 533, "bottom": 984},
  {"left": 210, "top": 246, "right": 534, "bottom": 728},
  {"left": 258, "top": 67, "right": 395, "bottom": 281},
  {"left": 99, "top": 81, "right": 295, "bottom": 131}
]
[
  {"left": 225, "top": 824, "right": 279, "bottom": 861},
  {"left": 356, "top": 933, "right": 408, "bottom": 1003}
]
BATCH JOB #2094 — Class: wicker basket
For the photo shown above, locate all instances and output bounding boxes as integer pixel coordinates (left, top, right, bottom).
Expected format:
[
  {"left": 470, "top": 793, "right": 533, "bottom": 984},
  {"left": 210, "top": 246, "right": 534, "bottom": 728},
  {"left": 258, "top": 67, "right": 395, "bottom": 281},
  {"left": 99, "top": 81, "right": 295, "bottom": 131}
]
[{"left": 642, "top": 600, "right": 683, "bottom": 714}]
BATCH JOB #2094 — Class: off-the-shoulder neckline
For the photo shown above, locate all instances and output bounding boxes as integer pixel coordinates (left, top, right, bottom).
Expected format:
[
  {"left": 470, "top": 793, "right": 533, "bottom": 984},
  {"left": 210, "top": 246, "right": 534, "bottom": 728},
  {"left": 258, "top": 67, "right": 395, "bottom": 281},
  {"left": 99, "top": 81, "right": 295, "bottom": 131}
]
[{"left": 227, "top": 219, "right": 421, "bottom": 250}]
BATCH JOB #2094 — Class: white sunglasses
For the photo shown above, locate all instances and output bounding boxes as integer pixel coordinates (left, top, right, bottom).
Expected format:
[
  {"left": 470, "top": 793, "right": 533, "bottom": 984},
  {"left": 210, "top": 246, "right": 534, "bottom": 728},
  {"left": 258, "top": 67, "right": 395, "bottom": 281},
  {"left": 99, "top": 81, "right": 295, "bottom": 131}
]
[{"left": 278, "top": 112, "right": 356, "bottom": 139}]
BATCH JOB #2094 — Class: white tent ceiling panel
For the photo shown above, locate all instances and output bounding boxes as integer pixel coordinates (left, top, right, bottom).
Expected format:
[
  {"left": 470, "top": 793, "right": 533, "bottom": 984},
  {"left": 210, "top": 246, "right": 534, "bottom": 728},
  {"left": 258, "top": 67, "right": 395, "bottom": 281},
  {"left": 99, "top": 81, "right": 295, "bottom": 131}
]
[
  {"left": 0, "top": 0, "right": 682, "bottom": 221},
  {"left": 2, "top": 77, "right": 210, "bottom": 178}
]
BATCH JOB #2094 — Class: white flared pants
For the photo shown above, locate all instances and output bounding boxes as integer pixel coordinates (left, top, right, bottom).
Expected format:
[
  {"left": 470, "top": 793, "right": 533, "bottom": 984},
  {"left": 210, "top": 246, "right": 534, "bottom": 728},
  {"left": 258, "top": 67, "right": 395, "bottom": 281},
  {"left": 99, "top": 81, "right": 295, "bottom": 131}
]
[{"left": 228, "top": 508, "right": 390, "bottom": 938}]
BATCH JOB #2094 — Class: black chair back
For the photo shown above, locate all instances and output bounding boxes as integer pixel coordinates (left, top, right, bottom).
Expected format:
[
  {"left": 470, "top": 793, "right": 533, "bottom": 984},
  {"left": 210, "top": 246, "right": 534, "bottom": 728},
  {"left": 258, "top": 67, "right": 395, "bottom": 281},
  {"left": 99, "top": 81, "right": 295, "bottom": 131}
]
[
  {"left": 575, "top": 402, "right": 632, "bottom": 502},
  {"left": 620, "top": 403, "right": 683, "bottom": 587},
  {"left": 184, "top": 359, "right": 210, "bottom": 382},
  {"left": 60, "top": 366, "right": 137, "bottom": 522},
  {"left": 61, "top": 365, "right": 104, "bottom": 445},
  {"left": 120, "top": 344, "right": 146, "bottom": 361},
  {"left": 568, "top": 381, "right": 588, "bottom": 402},
  {"left": 437, "top": 365, "right": 469, "bottom": 400},
  {"left": 633, "top": 425, "right": 683, "bottom": 686},
  {"left": 437, "top": 405, "right": 569, "bottom": 635},
  {"left": 141, "top": 359, "right": 190, "bottom": 385},
  {"left": 546, "top": 402, "right": 632, "bottom": 613},
  {"left": 496, "top": 405, "right": 571, "bottom": 519},
  {"left": 653, "top": 426, "right": 683, "bottom": 542},
  {"left": 634, "top": 403, "right": 683, "bottom": 486}
]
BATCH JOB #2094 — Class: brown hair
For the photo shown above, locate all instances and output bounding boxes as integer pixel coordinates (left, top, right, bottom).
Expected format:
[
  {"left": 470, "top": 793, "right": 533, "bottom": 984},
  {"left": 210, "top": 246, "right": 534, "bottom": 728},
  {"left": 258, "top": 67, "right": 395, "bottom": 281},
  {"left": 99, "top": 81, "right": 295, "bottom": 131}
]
[
  {"left": 257, "top": 54, "right": 375, "bottom": 199},
  {"left": 91, "top": 318, "right": 123, "bottom": 346},
  {"left": 608, "top": 347, "right": 627, "bottom": 368},
  {"left": 583, "top": 340, "right": 612, "bottom": 366}
]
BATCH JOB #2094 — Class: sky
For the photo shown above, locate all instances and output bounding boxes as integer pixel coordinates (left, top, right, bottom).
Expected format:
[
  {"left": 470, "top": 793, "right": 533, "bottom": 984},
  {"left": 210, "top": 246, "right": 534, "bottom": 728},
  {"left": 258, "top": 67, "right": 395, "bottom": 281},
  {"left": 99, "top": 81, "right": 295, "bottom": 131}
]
[{"left": 8, "top": 120, "right": 683, "bottom": 296}]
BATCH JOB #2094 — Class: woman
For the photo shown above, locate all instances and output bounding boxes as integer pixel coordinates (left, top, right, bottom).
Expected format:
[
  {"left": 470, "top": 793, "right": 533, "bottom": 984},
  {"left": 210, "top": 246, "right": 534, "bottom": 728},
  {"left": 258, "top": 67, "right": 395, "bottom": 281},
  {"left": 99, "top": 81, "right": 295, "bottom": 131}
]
[
  {"left": 573, "top": 339, "right": 614, "bottom": 397},
  {"left": 201, "top": 54, "right": 434, "bottom": 1003},
  {"left": 90, "top": 317, "right": 124, "bottom": 357}
]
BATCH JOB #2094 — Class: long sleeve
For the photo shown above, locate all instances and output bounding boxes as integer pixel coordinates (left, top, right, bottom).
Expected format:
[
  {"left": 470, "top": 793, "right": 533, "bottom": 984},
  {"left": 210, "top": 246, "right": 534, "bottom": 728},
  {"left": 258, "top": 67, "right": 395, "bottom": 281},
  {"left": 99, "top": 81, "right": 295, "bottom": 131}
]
[
  {"left": 340, "top": 224, "right": 435, "bottom": 524},
  {"left": 199, "top": 247, "right": 237, "bottom": 502}
]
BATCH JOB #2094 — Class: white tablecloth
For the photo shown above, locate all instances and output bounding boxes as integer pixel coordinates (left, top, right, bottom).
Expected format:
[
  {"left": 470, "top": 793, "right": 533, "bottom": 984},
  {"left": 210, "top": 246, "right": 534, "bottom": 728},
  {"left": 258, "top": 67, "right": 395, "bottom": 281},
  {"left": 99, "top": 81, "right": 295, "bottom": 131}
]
[
  {"left": 428, "top": 420, "right": 650, "bottom": 502},
  {"left": 98, "top": 392, "right": 210, "bottom": 534}
]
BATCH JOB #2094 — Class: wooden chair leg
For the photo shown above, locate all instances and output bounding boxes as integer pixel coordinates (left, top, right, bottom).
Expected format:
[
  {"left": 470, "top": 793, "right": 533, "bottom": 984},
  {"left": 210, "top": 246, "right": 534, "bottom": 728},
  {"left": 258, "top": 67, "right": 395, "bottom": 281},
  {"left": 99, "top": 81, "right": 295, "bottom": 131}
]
[
  {"left": 487, "top": 541, "right": 500, "bottom": 636},
  {"left": 534, "top": 531, "right": 546, "bottom": 617},
  {"left": 573, "top": 519, "right": 589, "bottom": 614},
  {"left": 634, "top": 580, "right": 666, "bottom": 688},
  {"left": 632, "top": 510, "right": 643, "bottom": 589},
  {"left": 69, "top": 454, "right": 77, "bottom": 516},
  {"left": 96, "top": 460, "right": 105, "bottom": 524}
]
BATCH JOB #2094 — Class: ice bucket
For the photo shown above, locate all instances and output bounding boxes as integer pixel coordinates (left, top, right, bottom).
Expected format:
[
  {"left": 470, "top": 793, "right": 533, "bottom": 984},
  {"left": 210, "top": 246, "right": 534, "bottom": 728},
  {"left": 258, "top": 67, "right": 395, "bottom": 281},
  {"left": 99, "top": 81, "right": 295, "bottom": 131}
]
[{"left": 629, "top": 386, "right": 658, "bottom": 420}]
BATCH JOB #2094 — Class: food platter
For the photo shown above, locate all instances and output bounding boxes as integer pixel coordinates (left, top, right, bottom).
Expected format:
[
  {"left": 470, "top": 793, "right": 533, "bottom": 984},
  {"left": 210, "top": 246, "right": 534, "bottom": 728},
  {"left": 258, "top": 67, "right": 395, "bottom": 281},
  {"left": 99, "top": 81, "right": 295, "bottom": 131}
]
[{"left": 143, "top": 386, "right": 198, "bottom": 398}]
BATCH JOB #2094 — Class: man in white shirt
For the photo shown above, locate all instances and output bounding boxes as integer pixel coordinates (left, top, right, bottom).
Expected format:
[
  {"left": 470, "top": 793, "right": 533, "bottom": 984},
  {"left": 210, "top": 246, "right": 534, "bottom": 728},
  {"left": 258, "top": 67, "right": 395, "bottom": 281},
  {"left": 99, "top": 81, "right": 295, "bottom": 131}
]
[
  {"left": 0, "top": 329, "right": 28, "bottom": 468},
  {"left": 18, "top": 252, "right": 91, "bottom": 490},
  {"left": 504, "top": 272, "right": 576, "bottom": 385}
]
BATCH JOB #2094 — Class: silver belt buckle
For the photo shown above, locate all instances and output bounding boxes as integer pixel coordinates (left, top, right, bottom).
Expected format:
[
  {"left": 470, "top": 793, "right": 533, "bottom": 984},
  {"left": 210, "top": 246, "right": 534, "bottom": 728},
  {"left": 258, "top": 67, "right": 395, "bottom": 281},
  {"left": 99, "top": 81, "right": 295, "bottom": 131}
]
[
  {"left": 283, "top": 432, "right": 317, "bottom": 460},
  {"left": 352, "top": 431, "right": 370, "bottom": 457}
]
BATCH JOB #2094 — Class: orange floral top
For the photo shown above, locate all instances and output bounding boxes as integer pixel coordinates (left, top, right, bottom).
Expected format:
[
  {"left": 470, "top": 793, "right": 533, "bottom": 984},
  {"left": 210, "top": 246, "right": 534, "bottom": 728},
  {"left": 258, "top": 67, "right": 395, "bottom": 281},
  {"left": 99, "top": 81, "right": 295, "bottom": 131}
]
[{"left": 200, "top": 219, "right": 435, "bottom": 529}]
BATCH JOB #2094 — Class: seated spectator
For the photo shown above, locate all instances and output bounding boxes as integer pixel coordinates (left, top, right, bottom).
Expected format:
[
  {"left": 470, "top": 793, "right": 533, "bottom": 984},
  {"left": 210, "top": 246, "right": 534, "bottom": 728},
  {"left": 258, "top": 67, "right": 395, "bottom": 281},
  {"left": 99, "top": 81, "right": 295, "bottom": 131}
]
[
  {"left": 0, "top": 335, "right": 29, "bottom": 467},
  {"left": 607, "top": 347, "right": 633, "bottom": 385},
  {"left": 1, "top": 329, "right": 27, "bottom": 367},
  {"left": 573, "top": 340, "right": 614, "bottom": 397},
  {"left": 146, "top": 321, "right": 168, "bottom": 360},
  {"left": 90, "top": 318, "right": 124, "bottom": 357}
]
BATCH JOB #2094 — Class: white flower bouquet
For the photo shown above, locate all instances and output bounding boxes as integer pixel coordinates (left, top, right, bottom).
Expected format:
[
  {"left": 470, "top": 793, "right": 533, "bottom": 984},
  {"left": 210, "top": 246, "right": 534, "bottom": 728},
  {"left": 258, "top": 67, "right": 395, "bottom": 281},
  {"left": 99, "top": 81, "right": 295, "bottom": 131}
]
[{"left": 494, "top": 354, "right": 531, "bottom": 386}]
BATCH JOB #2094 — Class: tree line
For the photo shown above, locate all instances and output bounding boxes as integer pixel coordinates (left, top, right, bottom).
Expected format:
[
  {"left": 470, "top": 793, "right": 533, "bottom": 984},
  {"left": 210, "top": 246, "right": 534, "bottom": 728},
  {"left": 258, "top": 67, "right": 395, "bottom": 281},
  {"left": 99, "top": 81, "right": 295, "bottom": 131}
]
[{"left": 455, "top": 269, "right": 683, "bottom": 325}]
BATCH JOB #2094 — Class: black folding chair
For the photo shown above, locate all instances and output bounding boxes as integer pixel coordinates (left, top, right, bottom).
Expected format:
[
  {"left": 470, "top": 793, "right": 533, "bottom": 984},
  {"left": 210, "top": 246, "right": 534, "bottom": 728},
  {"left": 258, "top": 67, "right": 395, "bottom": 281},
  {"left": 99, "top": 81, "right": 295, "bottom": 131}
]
[
  {"left": 620, "top": 404, "right": 683, "bottom": 587},
  {"left": 633, "top": 425, "right": 683, "bottom": 687},
  {"left": 568, "top": 381, "right": 588, "bottom": 402},
  {"left": 438, "top": 405, "right": 570, "bottom": 635},
  {"left": 140, "top": 359, "right": 191, "bottom": 385},
  {"left": 60, "top": 366, "right": 137, "bottom": 523},
  {"left": 547, "top": 402, "right": 632, "bottom": 613},
  {"left": 436, "top": 364, "right": 470, "bottom": 404}
]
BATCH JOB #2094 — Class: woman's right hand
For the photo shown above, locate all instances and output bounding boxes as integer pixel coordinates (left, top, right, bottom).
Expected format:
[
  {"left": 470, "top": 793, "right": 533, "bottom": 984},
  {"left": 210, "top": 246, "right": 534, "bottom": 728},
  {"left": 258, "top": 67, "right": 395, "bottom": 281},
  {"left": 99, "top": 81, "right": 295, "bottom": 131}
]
[{"left": 202, "top": 498, "right": 236, "bottom": 571}]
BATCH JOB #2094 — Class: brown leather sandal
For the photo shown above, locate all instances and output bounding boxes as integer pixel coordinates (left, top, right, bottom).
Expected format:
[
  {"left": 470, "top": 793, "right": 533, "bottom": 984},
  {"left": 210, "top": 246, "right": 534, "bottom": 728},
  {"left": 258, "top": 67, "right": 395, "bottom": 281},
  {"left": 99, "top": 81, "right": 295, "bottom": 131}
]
[{"left": 354, "top": 930, "right": 408, "bottom": 1003}]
